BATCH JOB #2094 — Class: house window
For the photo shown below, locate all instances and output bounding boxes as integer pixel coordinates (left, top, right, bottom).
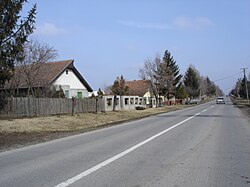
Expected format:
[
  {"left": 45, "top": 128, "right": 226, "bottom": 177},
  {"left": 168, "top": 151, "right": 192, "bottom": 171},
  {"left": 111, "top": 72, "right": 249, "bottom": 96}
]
[
  {"left": 65, "top": 90, "right": 69, "bottom": 98},
  {"left": 66, "top": 70, "right": 68, "bottom": 75}
]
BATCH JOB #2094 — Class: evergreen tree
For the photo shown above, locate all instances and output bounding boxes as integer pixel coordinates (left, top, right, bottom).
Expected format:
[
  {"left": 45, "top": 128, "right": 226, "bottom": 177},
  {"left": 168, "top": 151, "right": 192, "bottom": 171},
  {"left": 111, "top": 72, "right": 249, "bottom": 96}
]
[
  {"left": 206, "top": 77, "right": 216, "bottom": 96},
  {"left": 0, "top": 0, "right": 36, "bottom": 87},
  {"left": 157, "top": 50, "right": 182, "bottom": 100},
  {"left": 111, "top": 75, "right": 129, "bottom": 95},
  {"left": 239, "top": 77, "right": 248, "bottom": 99},
  {"left": 183, "top": 65, "right": 200, "bottom": 98},
  {"left": 175, "top": 83, "right": 188, "bottom": 99},
  {"left": 97, "top": 88, "right": 104, "bottom": 97}
]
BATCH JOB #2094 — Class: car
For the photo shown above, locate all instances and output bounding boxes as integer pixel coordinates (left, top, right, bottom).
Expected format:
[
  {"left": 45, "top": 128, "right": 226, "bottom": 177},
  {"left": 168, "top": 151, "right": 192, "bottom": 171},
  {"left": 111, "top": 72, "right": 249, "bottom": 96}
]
[
  {"left": 187, "top": 98, "right": 200, "bottom": 104},
  {"left": 216, "top": 97, "right": 225, "bottom": 104}
]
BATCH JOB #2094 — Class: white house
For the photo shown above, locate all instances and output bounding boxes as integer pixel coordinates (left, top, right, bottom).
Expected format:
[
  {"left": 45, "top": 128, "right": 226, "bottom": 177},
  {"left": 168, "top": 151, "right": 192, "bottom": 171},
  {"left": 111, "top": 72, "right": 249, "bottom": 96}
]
[
  {"left": 51, "top": 60, "right": 93, "bottom": 98},
  {"left": 3, "top": 60, "right": 93, "bottom": 98}
]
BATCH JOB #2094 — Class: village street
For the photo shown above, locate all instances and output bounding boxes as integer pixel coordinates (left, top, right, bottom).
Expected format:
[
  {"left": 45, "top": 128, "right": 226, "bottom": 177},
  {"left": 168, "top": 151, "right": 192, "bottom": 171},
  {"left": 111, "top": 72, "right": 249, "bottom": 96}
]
[{"left": 0, "top": 98, "right": 250, "bottom": 187}]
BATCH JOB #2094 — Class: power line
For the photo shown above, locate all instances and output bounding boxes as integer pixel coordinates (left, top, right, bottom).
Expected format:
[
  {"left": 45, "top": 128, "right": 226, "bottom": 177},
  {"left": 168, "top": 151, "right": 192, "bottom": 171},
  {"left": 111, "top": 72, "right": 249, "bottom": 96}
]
[{"left": 214, "top": 71, "right": 243, "bottom": 82}]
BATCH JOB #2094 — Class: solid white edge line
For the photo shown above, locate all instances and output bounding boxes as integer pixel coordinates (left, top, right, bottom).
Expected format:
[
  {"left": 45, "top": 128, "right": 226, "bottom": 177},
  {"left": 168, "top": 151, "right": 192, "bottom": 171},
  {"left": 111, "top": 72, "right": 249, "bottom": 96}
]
[{"left": 54, "top": 111, "right": 202, "bottom": 187}]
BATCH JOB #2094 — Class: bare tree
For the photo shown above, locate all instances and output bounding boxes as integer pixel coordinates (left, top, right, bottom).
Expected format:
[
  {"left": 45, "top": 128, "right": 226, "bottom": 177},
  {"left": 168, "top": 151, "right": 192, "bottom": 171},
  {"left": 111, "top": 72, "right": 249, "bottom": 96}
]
[
  {"left": 16, "top": 39, "right": 58, "bottom": 96},
  {"left": 139, "top": 54, "right": 161, "bottom": 107}
]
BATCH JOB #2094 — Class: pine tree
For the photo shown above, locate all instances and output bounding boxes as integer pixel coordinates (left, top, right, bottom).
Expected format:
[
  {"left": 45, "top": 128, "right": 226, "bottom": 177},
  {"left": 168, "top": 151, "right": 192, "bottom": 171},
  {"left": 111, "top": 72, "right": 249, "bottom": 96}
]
[
  {"left": 206, "top": 77, "right": 216, "bottom": 96},
  {"left": 183, "top": 65, "right": 200, "bottom": 98},
  {"left": 157, "top": 50, "right": 182, "bottom": 100},
  {"left": 0, "top": 0, "right": 36, "bottom": 87},
  {"left": 111, "top": 75, "right": 129, "bottom": 96},
  {"left": 175, "top": 83, "right": 188, "bottom": 99}
]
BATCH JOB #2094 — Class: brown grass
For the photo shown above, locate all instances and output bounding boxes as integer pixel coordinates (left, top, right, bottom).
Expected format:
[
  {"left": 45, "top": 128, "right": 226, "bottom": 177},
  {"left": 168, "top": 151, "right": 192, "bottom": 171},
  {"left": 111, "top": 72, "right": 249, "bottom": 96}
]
[
  {"left": 0, "top": 105, "right": 189, "bottom": 151},
  {"left": 0, "top": 106, "right": 187, "bottom": 133}
]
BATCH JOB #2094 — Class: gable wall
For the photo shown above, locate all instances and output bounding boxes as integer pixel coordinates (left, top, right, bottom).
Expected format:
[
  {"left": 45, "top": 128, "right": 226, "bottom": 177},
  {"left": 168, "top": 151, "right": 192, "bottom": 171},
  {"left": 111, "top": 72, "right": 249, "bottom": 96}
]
[{"left": 53, "top": 69, "right": 88, "bottom": 98}]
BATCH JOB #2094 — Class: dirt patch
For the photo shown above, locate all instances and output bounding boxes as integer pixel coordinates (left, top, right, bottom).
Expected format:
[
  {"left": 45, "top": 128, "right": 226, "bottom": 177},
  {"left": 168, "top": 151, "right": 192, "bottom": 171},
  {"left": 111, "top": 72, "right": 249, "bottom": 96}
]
[
  {"left": 0, "top": 105, "right": 187, "bottom": 152},
  {"left": 232, "top": 100, "right": 250, "bottom": 123}
]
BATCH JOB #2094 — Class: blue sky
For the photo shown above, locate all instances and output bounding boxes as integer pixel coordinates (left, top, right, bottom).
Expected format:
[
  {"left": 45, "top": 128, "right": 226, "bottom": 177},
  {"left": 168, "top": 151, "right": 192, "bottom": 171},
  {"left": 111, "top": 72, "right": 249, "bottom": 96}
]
[{"left": 26, "top": 0, "right": 250, "bottom": 93}]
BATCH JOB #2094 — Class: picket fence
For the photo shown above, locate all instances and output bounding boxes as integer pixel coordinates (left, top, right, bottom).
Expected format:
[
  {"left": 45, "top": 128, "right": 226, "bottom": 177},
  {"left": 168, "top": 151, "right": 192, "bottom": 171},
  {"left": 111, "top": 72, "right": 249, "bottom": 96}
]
[{"left": 0, "top": 97, "right": 103, "bottom": 118}]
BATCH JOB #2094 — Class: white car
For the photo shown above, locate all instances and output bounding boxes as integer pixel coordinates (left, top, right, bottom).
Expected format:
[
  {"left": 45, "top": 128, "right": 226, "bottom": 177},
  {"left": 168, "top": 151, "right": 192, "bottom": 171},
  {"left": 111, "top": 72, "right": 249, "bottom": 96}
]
[
  {"left": 188, "top": 98, "right": 200, "bottom": 104},
  {"left": 216, "top": 97, "right": 225, "bottom": 104}
]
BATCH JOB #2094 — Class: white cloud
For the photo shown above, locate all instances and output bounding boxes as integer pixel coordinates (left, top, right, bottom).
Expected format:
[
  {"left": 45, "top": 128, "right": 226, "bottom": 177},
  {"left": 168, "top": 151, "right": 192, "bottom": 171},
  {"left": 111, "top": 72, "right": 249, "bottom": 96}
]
[
  {"left": 119, "top": 16, "right": 214, "bottom": 32},
  {"left": 118, "top": 20, "right": 171, "bottom": 30},
  {"left": 126, "top": 45, "right": 137, "bottom": 52},
  {"left": 34, "top": 22, "right": 66, "bottom": 36},
  {"left": 173, "top": 16, "right": 214, "bottom": 31}
]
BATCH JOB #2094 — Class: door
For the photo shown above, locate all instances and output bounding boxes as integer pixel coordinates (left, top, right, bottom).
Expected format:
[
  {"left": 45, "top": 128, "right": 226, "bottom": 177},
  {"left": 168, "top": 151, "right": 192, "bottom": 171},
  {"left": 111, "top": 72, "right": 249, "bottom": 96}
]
[{"left": 77, "top": 92, "right": 82, "bottom": 99}]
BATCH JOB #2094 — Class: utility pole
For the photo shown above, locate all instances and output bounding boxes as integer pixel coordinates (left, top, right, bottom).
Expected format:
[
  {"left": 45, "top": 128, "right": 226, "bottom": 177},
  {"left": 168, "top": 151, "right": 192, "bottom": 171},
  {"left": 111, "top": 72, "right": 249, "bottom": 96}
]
[{"left": 241, "top": 68, "right": 249, "bottom": 103}]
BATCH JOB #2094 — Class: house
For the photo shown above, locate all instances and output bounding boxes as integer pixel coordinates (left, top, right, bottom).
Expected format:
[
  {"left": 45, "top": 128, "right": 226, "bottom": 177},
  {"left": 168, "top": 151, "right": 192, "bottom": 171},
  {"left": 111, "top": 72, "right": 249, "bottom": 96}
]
[
  {"left": 2, "top": 60, "right": 93, "bottom": 98},
  {"left": 125, "top": 80, "right": 155, "bottom": 106},
  {"left": 125, "top": 79, "right": 165, "bottom": 107},
  {"left": 125, "top": 80, "right": 153, "bottom": 97}
]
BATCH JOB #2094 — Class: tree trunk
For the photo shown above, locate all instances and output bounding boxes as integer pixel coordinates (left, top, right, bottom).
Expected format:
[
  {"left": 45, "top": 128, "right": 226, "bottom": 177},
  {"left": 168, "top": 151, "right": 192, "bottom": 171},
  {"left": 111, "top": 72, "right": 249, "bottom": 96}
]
[{"left": 113, "top": 95, "right": 117, "bottom": 111}]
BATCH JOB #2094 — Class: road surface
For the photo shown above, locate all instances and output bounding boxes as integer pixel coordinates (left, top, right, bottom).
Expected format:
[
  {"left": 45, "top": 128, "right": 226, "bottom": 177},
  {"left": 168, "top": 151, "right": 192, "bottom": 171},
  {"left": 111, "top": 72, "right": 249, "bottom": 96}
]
[{"left": 0, "top": 98, "right": 250, "bottom": 187}]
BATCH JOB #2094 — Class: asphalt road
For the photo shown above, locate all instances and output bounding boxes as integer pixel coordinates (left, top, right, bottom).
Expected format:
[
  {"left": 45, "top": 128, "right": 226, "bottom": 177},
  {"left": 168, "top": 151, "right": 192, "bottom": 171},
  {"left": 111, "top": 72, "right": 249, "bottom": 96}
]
[{"left": 0, "top": 98, "right": 250, "bottom": 187}]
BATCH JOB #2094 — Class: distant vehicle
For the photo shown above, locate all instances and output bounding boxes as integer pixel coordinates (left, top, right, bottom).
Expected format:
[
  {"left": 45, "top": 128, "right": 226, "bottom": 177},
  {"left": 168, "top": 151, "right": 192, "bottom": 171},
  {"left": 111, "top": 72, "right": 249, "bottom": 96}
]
[
  {"left": 216, "top": 97, "right": 225, "bottom": 104},
  {"left": 187, "top": 98, "right": 200, "bottom": 104}
]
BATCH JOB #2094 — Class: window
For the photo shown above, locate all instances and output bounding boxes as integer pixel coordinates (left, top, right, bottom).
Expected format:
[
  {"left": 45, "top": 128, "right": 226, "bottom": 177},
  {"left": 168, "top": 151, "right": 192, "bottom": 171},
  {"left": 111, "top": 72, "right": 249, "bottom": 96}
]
[
  {"left": 66, "top": 70, "right": 68, "bottom": 75},
  {"left": 65, "top": 90, "right": 69, "bottom": 98}
]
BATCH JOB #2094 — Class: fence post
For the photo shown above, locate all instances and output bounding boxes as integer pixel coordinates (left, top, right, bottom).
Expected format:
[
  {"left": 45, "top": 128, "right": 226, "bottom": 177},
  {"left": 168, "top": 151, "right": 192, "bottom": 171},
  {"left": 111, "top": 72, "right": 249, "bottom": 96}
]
[
  {"left": 71, "top": 97, "right": 76, "bottom": 116},
  {"left": 95, "top": 97, "right": 98, "bottom": 113},
  {"left": 113, "top": 95, "right": 117, "bottom": 111}
]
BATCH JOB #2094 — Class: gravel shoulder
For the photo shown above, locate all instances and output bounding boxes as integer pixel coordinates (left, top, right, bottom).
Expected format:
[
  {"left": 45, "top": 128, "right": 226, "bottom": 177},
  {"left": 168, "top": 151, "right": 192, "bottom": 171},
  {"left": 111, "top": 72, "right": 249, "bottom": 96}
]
[{"left": 231, "top": 99, "right": 250, "bottom": 123}]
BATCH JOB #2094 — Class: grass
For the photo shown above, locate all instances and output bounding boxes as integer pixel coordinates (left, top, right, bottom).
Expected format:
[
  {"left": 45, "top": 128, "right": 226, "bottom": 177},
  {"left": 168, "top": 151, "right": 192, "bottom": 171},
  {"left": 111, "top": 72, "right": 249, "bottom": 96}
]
[
  {"left": 0, "top": 105, "right": 191, "bottom": 151},
  {"left": 0, "top": 105, "right": 188, "bottom": 134}
]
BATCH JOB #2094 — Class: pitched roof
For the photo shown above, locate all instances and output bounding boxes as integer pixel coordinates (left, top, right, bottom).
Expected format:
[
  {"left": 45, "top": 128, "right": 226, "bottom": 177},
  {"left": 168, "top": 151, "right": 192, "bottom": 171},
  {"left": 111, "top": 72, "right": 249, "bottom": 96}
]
[
  {"left": 4, "top": 60, "right": 93, "bottom": 92},
  {"left": 125, "top": 80, "right": 152, "bottom": 97}
]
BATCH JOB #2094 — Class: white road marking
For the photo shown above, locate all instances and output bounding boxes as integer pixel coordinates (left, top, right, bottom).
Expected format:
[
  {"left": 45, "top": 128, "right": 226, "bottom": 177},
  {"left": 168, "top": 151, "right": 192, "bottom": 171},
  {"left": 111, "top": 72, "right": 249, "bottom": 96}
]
[
  {"left": 202, "top": 109, "right": 207, "bottom": 112},
  {"left": 54, "top": 111, "right": 203, "bottom": 187}
]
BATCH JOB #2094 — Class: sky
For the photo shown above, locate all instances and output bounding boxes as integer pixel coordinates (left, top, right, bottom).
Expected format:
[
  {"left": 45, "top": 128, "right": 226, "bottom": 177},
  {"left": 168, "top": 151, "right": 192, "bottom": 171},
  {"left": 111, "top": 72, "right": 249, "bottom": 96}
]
[{"left": 24, "top": 0, "right": 250, "bottom": 94}]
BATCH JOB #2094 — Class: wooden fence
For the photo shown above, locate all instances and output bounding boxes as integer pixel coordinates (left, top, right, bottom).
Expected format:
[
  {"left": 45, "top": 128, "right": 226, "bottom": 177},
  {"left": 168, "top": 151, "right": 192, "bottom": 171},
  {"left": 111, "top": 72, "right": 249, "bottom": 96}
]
[
  {"left": 0, "top": 95, "right": 161, "bottom": 118},
  {"left": 0, "top": 97, "right": 104, "bottom": 118}
]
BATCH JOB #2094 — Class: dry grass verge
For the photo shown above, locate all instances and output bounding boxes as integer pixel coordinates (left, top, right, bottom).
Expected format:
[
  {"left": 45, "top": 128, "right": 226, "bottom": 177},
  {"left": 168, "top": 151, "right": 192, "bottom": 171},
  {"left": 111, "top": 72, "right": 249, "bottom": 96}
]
[
  {"left": 0, "top": 105, "right": 187, "bottom": 151},
  {"left": 231, "top": 98, "right": 250, "bottom": 123}
]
